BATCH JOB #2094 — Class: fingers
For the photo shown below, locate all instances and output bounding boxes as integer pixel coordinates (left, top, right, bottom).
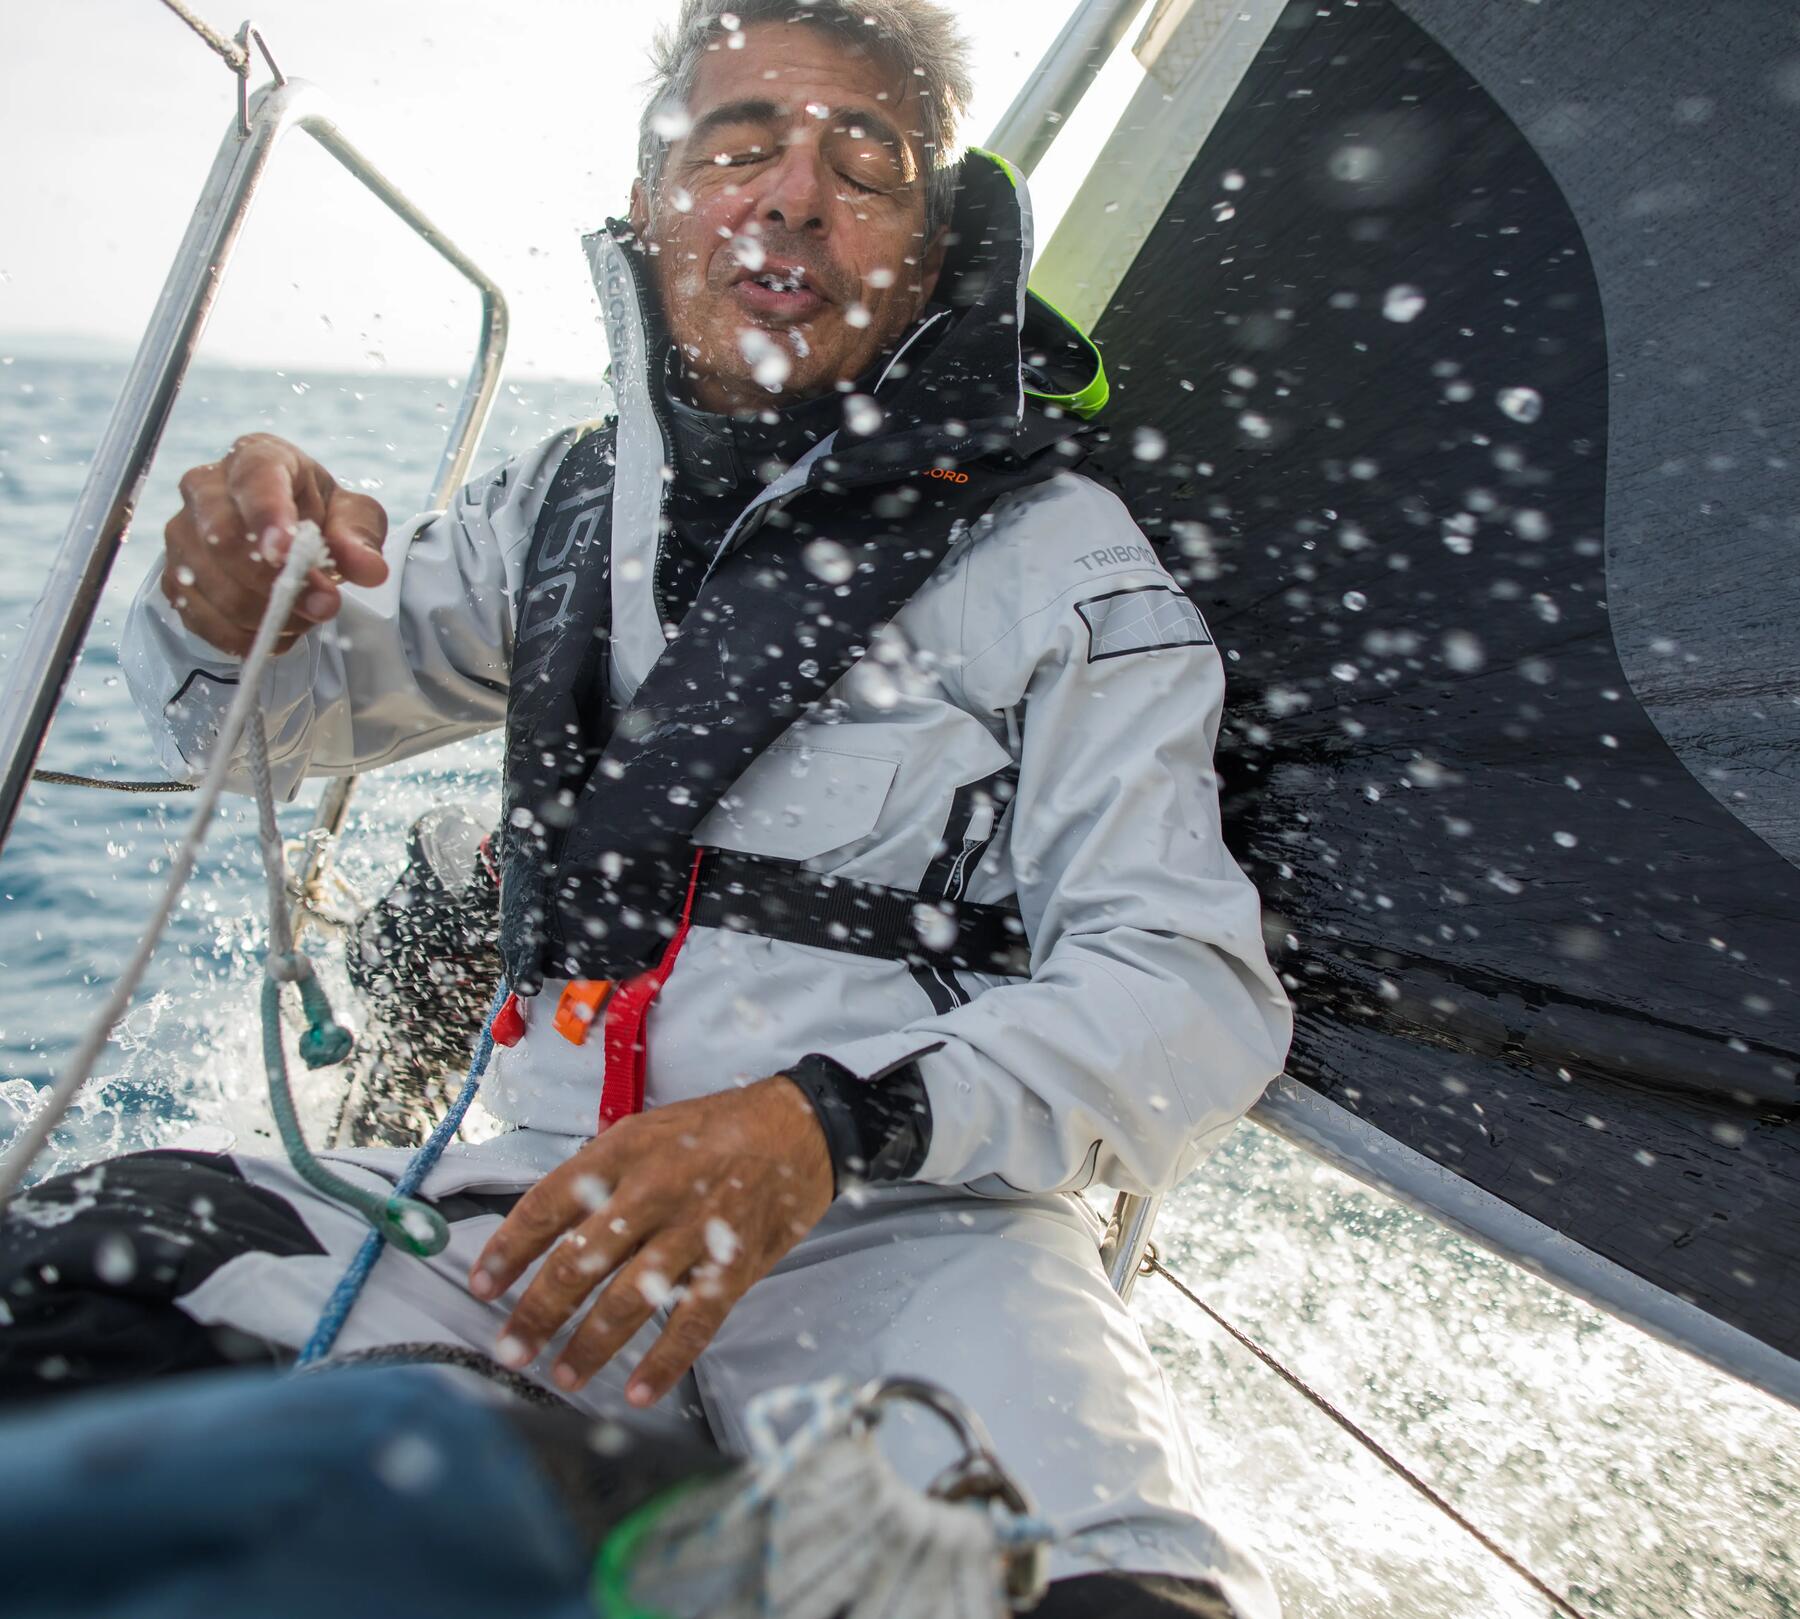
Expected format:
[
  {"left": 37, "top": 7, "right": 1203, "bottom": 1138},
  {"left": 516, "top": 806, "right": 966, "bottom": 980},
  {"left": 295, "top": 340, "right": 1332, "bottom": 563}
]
[
  {"left": 322, "top": 486, "right": 390, "bottom": 588},
  {"left": 617, "top": 1264, "right": 737, "bottom": 1406},
  {"left": 223, "top": 435, "right": 306, "bottom": 560},
  {"left": 159, "top": 523, "right": 306, "bottom": 657},
  {"left": 471, "top": 1155, "right": 611, "bottom": 1301},
  {"left": 494, "top": 1210, "right": 633, "bottom": 1365},
  {"left": 163, "top": 436, "right": 384, "bottom": 656},
  {"left": 550, "top": 1236, "right": 704, "bottom": 1395}
]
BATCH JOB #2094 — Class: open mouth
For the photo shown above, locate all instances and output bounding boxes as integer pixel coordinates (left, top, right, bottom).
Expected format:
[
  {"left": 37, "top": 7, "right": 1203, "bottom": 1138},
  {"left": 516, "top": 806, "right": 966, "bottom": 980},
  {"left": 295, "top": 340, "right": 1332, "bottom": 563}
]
[{"left": 732, "top": 263, "right": 828, "bottom": 321}]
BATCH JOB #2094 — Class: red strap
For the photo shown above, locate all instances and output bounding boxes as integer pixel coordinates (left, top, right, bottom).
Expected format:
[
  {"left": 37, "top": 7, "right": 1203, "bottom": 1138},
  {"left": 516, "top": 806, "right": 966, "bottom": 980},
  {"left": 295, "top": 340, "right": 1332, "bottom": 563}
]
[
  {"left": 489, "top": 991, "right": 526, "bottom": 1048},
  {"left": 597, "top": 850, "right": 707, "bottom": 1129}
]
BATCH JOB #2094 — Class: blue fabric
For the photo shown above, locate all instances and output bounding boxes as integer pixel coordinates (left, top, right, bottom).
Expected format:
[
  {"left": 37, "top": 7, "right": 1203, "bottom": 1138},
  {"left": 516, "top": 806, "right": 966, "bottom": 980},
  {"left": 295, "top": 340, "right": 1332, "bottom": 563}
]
[{"left": 0, "top": 1367, "right": 592, "bottom": 1619}]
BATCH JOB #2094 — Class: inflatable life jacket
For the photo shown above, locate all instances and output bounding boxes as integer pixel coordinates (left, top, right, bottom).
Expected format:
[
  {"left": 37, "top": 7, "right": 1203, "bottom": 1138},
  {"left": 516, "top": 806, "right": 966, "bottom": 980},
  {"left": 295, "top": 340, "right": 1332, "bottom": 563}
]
[{"left": 496, "top": 150, "right": 1109, "bottom": 995}]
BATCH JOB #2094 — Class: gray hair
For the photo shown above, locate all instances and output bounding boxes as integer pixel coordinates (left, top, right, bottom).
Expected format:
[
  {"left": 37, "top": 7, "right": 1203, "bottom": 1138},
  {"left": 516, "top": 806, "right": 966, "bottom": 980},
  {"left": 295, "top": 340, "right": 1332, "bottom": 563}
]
[{"left": 638, "top": 0, "right": 974, "bottom": 238}]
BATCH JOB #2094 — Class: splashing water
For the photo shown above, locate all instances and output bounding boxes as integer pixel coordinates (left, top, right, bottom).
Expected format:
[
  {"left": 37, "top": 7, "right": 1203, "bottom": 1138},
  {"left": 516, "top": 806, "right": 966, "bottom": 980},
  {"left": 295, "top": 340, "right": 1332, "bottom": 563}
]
[
  {"left": 736, "top": 327, "right": 791, "bottom": 391},
  {"left": 1382, "top": 284, "right": 1427, "bottom": 323},
  {"left": 1496, "top": 386, "right": 1544, "bottom": 424},
  {"left": 0, "top": 356, "right": 1794, "bottom": 1619}
]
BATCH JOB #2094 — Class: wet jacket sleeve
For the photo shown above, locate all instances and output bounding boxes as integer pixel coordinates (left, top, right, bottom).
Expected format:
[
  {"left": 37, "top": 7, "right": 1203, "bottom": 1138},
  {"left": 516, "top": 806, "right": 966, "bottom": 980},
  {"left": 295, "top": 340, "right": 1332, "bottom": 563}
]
[
  {"left": 118, "top": 430, "right": 582, "bottom": 801},
  {"left": 812, "top": 482, "right": 1293, "bottom": 1197}
]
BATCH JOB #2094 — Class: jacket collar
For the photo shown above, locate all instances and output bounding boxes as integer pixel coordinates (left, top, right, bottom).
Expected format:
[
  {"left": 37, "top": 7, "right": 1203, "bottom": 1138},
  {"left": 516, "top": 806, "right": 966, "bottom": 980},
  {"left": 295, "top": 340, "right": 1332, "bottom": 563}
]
[{"left": 582, "top": 148, "right": 1107, "bottom": 498}]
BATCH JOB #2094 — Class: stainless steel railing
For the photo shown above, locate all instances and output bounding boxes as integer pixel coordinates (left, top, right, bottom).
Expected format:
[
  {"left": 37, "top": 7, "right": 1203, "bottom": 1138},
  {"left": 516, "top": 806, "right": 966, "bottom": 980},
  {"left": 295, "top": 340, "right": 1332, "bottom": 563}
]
[
  {"left": 984, "top": 0, "right": 1148, "bottom": 177},
  {"left": 0, "top": 72, "right": 508, "bottom": 862}
]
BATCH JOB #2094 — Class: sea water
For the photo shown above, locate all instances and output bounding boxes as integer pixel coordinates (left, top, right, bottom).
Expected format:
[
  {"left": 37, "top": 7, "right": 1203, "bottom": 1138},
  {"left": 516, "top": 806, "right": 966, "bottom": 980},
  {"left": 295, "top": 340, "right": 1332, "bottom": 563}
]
[{"left": 1, "top": 353, "right": 1794, "bottom": 1619}]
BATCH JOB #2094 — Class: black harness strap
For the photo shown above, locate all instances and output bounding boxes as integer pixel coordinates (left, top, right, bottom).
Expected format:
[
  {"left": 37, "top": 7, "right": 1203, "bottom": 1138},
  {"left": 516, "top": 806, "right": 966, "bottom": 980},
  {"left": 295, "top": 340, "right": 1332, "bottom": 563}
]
[{"left": 691, "top": 846, "right": 1031, "bottom": 979}]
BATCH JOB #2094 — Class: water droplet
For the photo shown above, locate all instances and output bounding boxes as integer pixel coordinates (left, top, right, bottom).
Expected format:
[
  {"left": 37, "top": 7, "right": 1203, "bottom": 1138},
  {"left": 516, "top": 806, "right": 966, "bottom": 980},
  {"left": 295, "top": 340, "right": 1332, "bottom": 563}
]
[
  {"left": 843, "top": 394, "right": 883, "bottom": 435},
  {"left": 374, "top": 1432, "right": 445, "bottom": 1493},
  {"left": 1497, "top": 386, "right": 1543, "bottom": 423},
  {"left": 1132, "top": 426, "right": 1167, "bottom": 461},
  {"left": 803, "top": 538, "right": 855, "bottom": 583},
  {"left": 1443, "top": 630, "right": 1486, "bottom": 672},
  {"left": 911, "top": 904, "right": 958, "bottom": 952},
  {"left": 705, "top": 1218, "right": 740, "bottom": 1265},
  {"left": 94, "top": 1234, "right": 136, "bottom": 1285},
  {"left": 1383, "top": 284, "right": 1427, "bottom": 323},
  {"left": 1329, "top": 143, "right": 1382, "bottom": 183},
  {"left": 737, "top": 328, "right": 792, "bottom": 391}
]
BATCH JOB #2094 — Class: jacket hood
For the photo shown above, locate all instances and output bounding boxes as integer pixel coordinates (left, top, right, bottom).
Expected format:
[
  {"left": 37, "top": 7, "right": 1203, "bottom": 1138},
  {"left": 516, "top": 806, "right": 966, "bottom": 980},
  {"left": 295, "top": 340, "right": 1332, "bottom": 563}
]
[{"left": 582, "top": 148, "right": 1106, "bottom": 486}]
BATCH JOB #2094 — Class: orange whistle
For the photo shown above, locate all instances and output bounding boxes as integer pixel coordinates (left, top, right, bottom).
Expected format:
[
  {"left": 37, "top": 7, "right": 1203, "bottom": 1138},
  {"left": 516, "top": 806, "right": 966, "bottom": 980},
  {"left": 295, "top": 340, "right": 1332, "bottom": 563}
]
[{"left": 553, "top": 979, "right": 612, "bottom": 1045}]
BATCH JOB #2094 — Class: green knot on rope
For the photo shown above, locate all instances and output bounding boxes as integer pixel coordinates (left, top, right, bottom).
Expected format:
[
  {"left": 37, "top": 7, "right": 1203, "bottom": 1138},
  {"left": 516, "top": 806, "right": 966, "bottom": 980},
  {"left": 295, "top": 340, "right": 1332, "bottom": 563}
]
[
  {"left": 270, "top": 952, "right": 355, "bottom": 1069},
  {"left": 260, "top": 975, "right": 449, "bottom": 1257},
  {"left": 374, "top": 1195, "right": 451, "bottom": 1258}
]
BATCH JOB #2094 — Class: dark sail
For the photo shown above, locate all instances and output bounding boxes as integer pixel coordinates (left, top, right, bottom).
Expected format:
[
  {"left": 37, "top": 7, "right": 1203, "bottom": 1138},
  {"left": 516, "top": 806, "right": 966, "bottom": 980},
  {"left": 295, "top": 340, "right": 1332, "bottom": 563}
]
[{"left": 1070, "top": 0, "right": 1800, "bottom": 1397}]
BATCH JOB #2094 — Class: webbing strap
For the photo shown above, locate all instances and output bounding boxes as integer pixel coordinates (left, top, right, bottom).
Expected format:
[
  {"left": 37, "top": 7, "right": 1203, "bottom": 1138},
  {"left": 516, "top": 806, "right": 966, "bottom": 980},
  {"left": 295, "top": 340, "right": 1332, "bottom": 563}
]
[
  {"left": 598, "top": 850, "right": 707, "bottom": 1128},
  {"left": 691, "top": 847, "right": 1031, "bottom": 979}
]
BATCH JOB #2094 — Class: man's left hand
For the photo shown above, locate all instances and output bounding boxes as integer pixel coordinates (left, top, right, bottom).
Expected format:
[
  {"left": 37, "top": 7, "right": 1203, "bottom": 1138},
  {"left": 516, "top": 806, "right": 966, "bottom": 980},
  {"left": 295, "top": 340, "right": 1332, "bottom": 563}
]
[{"left": 469, "top": 1075, "right": 833, "bottom": 1404}]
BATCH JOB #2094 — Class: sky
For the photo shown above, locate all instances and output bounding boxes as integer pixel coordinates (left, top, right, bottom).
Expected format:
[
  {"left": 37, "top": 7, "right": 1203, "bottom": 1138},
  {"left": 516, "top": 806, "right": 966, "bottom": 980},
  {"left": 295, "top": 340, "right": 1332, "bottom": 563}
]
[{"left": 0, "top": 0, "right": 1149, "bottom": 376}]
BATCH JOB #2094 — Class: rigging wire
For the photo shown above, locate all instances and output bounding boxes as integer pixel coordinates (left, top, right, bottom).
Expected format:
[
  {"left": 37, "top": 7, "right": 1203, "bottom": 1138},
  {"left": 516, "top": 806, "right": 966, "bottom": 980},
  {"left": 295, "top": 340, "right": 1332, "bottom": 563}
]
[
  {"left": 152, "top": 0, "right": 249, "bottom": 74},
  {"left": 30, "top": 769, "right": 193, "bottom": 794},
  {"left": 1145, "top": 1251, "right": 1595, "bottom": 1619}
]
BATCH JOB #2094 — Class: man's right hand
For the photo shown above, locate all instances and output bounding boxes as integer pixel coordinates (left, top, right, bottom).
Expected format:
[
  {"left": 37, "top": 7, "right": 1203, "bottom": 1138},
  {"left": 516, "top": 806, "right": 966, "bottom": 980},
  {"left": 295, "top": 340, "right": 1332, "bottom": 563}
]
[{"left": 161, "top": 433, "right": 390, "bottom": 657}]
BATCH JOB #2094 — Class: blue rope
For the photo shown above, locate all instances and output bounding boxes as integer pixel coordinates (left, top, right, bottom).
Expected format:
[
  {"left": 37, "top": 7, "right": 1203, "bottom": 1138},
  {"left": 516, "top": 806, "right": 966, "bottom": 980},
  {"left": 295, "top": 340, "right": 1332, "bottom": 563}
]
[{"left": 296, "top": 981, "right": 509, "bottom": 1367}]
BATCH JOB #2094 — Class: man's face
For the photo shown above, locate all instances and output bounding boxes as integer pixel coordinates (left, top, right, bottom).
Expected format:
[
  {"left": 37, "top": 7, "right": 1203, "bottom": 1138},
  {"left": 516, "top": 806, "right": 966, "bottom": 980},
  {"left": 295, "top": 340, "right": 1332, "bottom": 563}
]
[{"left": 630, "top": 21, "right": 947, "bottom": 416}]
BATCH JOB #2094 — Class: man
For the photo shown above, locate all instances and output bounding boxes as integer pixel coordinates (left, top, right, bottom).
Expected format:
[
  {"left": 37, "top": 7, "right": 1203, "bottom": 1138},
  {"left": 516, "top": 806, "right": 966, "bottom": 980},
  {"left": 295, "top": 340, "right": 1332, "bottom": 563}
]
[{"left": 2, "top": 2, "right": 1290, "bottom": 1613}]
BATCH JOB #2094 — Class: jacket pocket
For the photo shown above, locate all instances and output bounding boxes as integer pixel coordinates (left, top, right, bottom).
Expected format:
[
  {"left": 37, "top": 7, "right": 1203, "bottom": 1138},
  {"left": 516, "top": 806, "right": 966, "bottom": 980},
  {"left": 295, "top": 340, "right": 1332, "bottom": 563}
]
[{"left": 694, "top": 741, "right": 899, "bottom": 863}]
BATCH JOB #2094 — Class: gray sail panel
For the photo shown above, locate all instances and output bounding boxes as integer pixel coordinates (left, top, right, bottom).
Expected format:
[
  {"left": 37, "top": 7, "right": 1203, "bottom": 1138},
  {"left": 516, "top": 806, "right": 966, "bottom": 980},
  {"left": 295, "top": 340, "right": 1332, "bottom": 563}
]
[
  {"left": 1397, "top": 0, "right": 1800, "bottom": 869},
  {"left": 1071, "top": 0, "right": 1800, "bottom": 1397}
]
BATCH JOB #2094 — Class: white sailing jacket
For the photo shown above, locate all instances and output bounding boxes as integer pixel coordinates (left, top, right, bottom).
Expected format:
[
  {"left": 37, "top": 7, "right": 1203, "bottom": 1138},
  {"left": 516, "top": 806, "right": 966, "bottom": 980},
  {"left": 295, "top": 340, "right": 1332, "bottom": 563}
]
[{"left": 121, "top": 161, "right": 1292, "bottom": 1201}]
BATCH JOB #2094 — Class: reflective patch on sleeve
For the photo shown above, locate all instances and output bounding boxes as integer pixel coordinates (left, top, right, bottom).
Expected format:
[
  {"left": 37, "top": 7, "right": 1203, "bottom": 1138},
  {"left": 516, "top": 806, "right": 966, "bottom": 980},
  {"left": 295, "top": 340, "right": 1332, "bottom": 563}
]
[{"left": 1075, "top": 585, "right": 1213, "bottom": 662}]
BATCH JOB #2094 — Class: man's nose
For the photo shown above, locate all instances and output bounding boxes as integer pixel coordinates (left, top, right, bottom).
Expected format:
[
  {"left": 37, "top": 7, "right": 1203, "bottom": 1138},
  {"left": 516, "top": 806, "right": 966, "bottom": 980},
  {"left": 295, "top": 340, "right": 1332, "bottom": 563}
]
[{"left": 755, "top": 143, "right": 830, "bottom": 234}]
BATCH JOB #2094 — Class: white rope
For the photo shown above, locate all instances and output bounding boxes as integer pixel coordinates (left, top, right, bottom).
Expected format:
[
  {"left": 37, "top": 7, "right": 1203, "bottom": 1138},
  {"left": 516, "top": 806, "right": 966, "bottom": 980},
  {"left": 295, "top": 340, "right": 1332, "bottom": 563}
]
[
  {"left": 244, "top": 707, "right": 300, "bottom": 971},
  {"left": 0, "top": 525, "right": 325, "bottom": 1202}
]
